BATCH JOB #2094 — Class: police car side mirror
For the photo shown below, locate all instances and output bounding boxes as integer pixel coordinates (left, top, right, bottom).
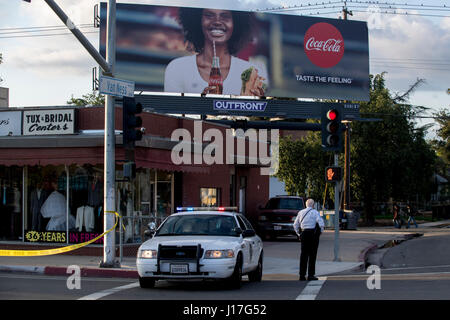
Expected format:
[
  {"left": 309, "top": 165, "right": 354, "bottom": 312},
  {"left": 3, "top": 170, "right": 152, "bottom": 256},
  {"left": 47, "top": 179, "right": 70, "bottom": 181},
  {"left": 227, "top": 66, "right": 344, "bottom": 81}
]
[
  {"left": 243, "top": 229, "right": 256, "bottom": 238},
  {"left": 144, "top": 229, "right": 154, "bottom": 237}
]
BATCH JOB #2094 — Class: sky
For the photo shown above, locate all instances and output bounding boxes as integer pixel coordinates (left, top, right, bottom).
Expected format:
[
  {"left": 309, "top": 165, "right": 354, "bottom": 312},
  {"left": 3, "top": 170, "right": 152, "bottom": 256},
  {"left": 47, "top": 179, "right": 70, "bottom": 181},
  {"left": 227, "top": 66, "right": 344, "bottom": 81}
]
[{"left": 1, "top": 0, "right": 449, "bottom": 138}]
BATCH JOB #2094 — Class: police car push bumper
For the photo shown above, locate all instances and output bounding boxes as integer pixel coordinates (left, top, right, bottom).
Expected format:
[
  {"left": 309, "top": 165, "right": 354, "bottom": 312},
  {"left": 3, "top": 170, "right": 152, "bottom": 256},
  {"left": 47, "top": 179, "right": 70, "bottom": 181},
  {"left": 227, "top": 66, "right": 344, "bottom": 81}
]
[{"left": 137, "top": 253, "right": 237, "bottom": 279}]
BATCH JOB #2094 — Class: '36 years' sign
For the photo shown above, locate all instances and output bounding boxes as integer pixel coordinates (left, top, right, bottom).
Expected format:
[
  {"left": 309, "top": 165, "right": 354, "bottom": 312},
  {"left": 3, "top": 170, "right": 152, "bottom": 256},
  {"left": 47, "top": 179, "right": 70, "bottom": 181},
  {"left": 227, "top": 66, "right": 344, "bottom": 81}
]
[{"left": 23, "top": 109, "right": 75, "bottom": 136}]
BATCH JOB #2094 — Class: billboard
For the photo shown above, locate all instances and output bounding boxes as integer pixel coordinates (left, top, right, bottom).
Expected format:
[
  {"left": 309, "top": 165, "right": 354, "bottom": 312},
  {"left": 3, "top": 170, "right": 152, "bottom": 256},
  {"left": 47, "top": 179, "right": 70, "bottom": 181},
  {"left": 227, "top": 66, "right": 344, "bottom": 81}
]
[{"left": 99, "top": 3, "right": 369, "bottom": 101}]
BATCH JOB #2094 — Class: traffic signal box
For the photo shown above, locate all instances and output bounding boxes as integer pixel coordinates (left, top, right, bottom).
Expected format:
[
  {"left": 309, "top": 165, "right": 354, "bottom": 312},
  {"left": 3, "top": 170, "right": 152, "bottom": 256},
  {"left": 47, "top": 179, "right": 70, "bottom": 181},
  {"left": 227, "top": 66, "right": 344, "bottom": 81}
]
[
  {"left": 321, "top": 105, "right": 343, "bottom": 152},
  {"left": 122, "top": 97, "right": 143, "bottom": 180},
  {"left": 325, "top": 166, "right": 342, "bottom": 182},
  {"left": 122, "top": 97, "right": 143, "bottom": 147}
]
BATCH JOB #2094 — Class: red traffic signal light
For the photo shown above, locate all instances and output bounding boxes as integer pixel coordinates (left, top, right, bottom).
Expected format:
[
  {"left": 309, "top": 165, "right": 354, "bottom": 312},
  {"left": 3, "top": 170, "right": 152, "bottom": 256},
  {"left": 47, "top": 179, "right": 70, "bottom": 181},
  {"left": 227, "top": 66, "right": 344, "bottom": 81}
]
[
  {"left": 321, "top": 106, "right": 343, "bottom": 152},
  {"left": 327, "top": 109, "right": 338, "bottom": 121}
]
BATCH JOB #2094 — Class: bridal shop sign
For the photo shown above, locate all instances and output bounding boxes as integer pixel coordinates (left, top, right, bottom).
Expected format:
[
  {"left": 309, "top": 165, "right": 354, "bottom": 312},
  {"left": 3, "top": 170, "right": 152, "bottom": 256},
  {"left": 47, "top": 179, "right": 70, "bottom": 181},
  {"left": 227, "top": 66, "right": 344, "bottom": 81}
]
[{"left": 23, "top": 109, "right": 75, "bottom": 136}]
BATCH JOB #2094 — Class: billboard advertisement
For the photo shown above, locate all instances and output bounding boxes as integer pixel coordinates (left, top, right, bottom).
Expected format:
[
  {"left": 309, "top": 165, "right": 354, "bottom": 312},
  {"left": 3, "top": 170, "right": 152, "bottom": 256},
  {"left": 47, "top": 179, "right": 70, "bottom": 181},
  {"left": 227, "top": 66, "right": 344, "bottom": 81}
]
[{"left": 99, "top": 3, "right": 369, "bottom": 101}]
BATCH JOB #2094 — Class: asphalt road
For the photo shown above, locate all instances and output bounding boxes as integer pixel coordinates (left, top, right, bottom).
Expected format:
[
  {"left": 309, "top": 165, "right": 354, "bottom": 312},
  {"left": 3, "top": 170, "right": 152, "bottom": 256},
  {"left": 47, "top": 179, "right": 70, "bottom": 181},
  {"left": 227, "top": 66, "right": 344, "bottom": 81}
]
[{"left": 1, "top": 228, "right": 449, "bottom": 302}]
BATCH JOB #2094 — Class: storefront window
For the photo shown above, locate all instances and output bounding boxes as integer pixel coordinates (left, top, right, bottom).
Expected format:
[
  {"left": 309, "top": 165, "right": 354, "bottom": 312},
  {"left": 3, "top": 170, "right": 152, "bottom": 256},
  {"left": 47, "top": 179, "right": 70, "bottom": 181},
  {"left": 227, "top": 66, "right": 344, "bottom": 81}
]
[
  {"left": 157, "top": 171, "right": 173, "bottom": 222},
  {"left": 23, "top": 164, "right": 104, "bottom": 244},
  {"left": 200, "top": 188, "right": 221, "bottom": 207},
  {"left": 118, "top": 169, "right": 173, "bottom": 243},
  {"left": 1, "top": 164, "right": 174, "bottom": 244},
  {"left": 0, "top": 166, "right": 23, "bottom": 241}
]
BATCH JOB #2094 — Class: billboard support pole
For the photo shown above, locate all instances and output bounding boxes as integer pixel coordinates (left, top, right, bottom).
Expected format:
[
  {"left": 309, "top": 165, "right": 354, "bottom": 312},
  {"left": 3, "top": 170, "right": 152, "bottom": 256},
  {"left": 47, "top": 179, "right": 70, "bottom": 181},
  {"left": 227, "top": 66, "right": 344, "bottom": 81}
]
[{"left": 101, "top": 0, "right": 118, "bottom": 268}]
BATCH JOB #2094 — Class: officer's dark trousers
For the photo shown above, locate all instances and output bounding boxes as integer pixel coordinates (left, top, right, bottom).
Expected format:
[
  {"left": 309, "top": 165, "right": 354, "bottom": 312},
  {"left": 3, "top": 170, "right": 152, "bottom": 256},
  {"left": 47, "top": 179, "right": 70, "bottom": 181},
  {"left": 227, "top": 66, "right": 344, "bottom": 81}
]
[{"left": 300, "top": 229, "right": 321, "bottom": 277}]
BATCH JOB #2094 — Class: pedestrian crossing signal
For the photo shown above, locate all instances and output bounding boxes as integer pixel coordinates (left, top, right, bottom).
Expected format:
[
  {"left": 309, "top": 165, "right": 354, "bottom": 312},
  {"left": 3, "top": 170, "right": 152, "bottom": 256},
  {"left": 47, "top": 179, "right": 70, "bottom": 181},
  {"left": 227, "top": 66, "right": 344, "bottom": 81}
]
[{"left": 325, "top": 166, "right": 342, "bottom": 182}]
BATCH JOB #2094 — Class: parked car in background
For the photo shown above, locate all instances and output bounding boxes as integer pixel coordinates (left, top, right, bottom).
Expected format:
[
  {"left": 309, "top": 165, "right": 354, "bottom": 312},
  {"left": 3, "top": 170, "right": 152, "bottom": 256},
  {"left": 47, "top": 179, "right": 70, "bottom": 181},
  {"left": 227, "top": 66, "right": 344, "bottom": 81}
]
[{"left": 257, "top": 196, "right": 305, "bottom": 240}]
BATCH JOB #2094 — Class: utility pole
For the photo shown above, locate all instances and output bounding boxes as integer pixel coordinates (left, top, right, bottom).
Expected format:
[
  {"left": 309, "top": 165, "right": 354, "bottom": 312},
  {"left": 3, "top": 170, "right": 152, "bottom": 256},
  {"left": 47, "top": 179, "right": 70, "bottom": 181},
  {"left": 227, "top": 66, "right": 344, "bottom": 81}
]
[
  {"left": 342, "top": 3, "right": 352, "bottom": 212},
  {"left": 332, "top": 2, "right": 354, "bottom": 262},
  {"left": 38, "top": 0, "right": 118, "bottom": 267}
]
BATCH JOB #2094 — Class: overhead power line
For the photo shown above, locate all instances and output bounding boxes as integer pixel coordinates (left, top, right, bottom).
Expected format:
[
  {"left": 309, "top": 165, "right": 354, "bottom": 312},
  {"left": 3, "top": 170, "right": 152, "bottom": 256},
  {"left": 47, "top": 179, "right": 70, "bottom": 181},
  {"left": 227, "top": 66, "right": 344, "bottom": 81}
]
[
  {"left": 257, "top": 1, "right": 450, "bottom": 18},
  {"left": 0, "top": 31, "right": 98, "bottom": 39},
  {"left": 0, "top": 23, "right": 93, "bottom": 32}
]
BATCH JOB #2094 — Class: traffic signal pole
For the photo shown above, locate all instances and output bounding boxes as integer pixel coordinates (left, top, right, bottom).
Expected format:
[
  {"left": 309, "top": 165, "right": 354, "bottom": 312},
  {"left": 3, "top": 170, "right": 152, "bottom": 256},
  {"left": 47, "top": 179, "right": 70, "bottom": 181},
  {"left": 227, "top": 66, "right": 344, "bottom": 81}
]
[
  {"left": 102, "top": 0, "right": 117, "bottom": 268},
  {"left": 334, "top": 153, "right": 341, "bottom": 262},
  {"left": 39, "top": 0, "right": 117, "bottom": 267}
]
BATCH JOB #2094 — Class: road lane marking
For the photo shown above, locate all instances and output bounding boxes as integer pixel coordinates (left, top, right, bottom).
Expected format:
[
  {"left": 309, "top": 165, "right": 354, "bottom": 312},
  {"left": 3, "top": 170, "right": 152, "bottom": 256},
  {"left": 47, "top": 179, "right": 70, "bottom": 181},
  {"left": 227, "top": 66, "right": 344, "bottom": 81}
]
[
  {"left": 0, "top": 273, "right": 137, "bottom": 283},
  {"left": 78, "top": 282, "right": 140, "bottom": 300},
  {"left": 295, "top": 277, "right": 327, "bottom": 300},
  {"left": 382, "top": 265, "right": 450, "bottom": 271}
]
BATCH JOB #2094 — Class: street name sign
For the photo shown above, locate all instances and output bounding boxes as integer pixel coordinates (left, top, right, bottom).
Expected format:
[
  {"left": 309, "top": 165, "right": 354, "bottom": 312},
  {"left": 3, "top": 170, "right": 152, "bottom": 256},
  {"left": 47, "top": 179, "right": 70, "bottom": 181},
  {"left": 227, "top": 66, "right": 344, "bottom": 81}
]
[{"left": 99, "top": 75, "right": 135, "bottom": 98}]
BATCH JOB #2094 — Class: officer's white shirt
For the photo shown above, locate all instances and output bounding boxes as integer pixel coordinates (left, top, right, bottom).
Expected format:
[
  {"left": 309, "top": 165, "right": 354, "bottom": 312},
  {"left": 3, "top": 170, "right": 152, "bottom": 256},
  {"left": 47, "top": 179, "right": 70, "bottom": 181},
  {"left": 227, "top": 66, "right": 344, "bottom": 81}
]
[{"left": 293, "top": 207, "right": 325, "bottom": 235}]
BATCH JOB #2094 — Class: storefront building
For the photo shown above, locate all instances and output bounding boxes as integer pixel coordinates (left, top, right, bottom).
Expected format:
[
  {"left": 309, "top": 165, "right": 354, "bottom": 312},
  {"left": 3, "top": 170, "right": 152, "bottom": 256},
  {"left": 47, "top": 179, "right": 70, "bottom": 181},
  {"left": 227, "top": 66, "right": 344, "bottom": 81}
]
[{"left": 0, "top": 106, "right": 269, "bottom": 245}]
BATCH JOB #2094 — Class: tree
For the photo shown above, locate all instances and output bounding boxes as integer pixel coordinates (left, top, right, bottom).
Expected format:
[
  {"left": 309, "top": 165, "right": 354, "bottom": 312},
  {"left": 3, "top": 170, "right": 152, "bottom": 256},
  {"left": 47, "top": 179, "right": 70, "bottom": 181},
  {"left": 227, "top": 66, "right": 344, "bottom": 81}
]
[
  {"left": 276, "top": 122, "right": 331, "bottom": 204},
  {"left": 350, "top": 73, "right": 437, "bottom": 224},
  {"left": 67, "top": 91, "right": 105, "bottom": 106},
  {"left": 431, "top": 109, "right": 450, "bottom": 166},
  {"left": 276, "top": 73, "right": 437, "bottom": 224}
]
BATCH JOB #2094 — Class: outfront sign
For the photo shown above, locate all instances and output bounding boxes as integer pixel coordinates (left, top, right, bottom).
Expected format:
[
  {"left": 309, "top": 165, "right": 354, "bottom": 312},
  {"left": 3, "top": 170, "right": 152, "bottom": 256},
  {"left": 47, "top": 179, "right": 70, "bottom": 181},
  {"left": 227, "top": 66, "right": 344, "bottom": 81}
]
[
  {"left": 99, "top": 3, "right": 369, "bottom": 102},
  {"left": 213, "top": 100, "right": 268, "bottom": 112},
  {"left": 23, "top": 109, "right": 75, "bottom": 136}
]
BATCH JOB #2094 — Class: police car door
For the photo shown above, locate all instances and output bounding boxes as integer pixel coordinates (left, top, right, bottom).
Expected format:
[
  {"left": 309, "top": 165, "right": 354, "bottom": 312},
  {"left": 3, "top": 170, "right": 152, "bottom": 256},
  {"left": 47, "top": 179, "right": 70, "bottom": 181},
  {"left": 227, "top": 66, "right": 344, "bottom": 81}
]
[
  {"left": 236, "top": 215, "right": 252, "bottom": 272},
  {"left": 240, "top": 215, "right": 262, "bottom": 270}
]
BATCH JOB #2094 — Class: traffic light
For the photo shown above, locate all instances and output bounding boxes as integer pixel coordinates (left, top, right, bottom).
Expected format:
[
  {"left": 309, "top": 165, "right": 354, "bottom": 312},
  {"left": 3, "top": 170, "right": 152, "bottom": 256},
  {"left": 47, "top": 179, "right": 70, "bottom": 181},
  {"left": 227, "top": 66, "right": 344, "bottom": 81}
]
[
  {"left": 122, "top": 97, "right": 143, "bottom": 147},
  {"left": 325, "top": 166, "right": 342, "bottom": 182},
  {"left": 321, "top": 105, "right": 343, "bottom": 152}
]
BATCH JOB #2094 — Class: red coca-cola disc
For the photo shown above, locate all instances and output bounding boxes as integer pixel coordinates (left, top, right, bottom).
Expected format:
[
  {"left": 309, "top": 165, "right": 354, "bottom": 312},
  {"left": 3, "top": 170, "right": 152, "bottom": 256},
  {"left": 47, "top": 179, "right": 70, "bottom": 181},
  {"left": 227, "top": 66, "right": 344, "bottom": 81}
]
[{"left": 304, "top": 22, "right": 345, "bottom": 68}]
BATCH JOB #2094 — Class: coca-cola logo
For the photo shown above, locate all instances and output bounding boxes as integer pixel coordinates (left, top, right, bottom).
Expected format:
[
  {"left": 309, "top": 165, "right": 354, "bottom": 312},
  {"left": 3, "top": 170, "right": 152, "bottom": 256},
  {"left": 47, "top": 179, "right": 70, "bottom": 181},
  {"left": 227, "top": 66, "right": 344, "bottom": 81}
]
[{"left": 304, "top": 22, "right": 345, "bottom": 68}]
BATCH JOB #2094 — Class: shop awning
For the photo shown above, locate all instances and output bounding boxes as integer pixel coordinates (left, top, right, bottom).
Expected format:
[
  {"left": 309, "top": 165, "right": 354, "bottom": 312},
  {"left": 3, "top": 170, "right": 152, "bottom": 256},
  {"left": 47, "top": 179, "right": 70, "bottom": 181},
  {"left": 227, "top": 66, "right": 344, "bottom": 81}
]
[
  {"left": 0, "top": 147, "right": 105, "bottom": 166},
  {"left": 134, "top": 148, "right": 210, "bottom": 174},
  {"left": 0, "top": 134, "right": 211, "bottom": 173}
]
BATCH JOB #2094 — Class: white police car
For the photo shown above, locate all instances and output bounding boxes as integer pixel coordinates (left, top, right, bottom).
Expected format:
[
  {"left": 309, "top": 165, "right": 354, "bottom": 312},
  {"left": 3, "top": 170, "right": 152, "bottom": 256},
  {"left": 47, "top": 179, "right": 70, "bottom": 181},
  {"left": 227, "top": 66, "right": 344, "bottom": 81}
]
[{"left": 137, "top": 207, "right": 263, "bottom": 289}]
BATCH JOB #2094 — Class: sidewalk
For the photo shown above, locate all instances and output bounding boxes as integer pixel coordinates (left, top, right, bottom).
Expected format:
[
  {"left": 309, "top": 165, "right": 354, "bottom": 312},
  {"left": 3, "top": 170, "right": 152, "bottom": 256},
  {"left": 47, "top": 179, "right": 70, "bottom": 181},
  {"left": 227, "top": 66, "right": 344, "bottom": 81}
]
[{"left": 1, "top": 220, "right": 448, "bottom": 280}]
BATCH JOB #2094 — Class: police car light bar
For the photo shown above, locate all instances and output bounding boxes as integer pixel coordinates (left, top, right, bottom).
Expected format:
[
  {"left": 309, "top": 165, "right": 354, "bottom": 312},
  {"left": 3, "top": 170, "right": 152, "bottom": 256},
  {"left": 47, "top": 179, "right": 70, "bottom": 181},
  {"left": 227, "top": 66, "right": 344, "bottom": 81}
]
[{"left": 176, "top": 207, "right": 239, "bottom": 212}]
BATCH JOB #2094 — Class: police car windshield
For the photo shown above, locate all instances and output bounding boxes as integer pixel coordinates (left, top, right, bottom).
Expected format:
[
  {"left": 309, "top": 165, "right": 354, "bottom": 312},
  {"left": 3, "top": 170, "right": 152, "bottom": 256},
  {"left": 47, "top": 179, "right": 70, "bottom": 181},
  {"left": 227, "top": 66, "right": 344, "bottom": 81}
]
[
  {"left": 156, "top": 214, "right": 239, "bottom": 237},
  {"left": 265, "top": 198, "right": 304, "bottom": 210}
]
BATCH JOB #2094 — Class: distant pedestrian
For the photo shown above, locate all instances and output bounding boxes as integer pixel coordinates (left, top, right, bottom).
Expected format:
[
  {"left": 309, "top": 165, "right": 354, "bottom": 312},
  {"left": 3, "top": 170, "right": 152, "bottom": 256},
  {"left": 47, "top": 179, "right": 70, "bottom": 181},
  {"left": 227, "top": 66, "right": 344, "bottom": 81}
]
[
  {"left": 393, "top": 203, "right": 402, "bottom": 228},
  {"left": 293, "top": 198, "right": 325, "bottom": 281},
  {"left": 406, "top": 204, "right": 418, "bottom": 228}
]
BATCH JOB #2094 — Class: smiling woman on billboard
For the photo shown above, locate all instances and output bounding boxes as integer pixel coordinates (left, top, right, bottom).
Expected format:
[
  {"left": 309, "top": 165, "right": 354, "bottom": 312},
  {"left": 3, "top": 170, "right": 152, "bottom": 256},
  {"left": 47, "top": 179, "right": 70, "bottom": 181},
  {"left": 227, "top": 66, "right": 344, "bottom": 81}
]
[{"left": 164, "top": 8, "right": 268, "bottom": 96}]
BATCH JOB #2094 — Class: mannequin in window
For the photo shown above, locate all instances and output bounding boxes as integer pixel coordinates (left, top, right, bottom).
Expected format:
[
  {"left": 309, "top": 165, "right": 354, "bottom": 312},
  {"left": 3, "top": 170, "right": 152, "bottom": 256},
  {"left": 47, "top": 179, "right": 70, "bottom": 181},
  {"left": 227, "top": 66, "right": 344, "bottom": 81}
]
[
  {"left": 88, "top": 173, "right": 102, "bottom": 208},
  {"left": 41, "top": 181, "right": 75, "bottom": 231},
  {"left": 30, "top": 181, "right": 49, "bottom": 231},
  {"left": 10, "top": 183, "right": 21, "bottom": 239}
]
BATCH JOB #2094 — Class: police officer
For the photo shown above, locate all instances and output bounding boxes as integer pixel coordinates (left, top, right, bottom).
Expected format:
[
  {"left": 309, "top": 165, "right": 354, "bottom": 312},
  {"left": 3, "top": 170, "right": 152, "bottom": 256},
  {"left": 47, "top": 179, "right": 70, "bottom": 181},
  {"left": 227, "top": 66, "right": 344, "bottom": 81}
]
[{"left": 293, "top": 198, "right": 325, "bottom": 281}]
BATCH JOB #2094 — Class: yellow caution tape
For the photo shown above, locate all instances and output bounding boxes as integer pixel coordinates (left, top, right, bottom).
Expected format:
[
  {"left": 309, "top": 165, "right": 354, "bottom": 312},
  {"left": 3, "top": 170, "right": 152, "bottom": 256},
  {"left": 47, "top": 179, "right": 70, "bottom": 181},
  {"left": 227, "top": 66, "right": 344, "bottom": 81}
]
[{"left": 0, "top": 211, "right": 122, "bottom": 257}]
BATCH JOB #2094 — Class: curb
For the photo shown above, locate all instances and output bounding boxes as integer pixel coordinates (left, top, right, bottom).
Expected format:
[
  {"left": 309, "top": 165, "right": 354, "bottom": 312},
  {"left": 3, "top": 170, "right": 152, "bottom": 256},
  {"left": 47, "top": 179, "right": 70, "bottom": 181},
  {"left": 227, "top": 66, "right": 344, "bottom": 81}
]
[
  {"left": 0, "top": 265, "right": 139, "bottom": 279},
  {"left": 357, "top": 243, "right": 379, "bottom": 270}
]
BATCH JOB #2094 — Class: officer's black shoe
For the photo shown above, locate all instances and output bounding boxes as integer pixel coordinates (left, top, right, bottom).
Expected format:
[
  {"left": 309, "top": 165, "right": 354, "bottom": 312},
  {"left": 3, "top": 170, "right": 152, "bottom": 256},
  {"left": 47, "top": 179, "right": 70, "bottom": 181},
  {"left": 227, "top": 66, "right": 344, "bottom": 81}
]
[
  {"left": 307, "top": 276, "right": 319, "bottom": 281},
  {"left": 299, "top": 276, "right": 307, "bottom": 281}
]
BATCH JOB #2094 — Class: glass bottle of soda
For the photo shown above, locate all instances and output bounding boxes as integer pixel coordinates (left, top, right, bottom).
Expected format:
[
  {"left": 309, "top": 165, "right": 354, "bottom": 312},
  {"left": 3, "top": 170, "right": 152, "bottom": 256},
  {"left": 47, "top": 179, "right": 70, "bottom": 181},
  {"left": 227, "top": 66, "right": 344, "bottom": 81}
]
[{"left": 208, "top": 56, "right": 223, "bottom": 94}]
